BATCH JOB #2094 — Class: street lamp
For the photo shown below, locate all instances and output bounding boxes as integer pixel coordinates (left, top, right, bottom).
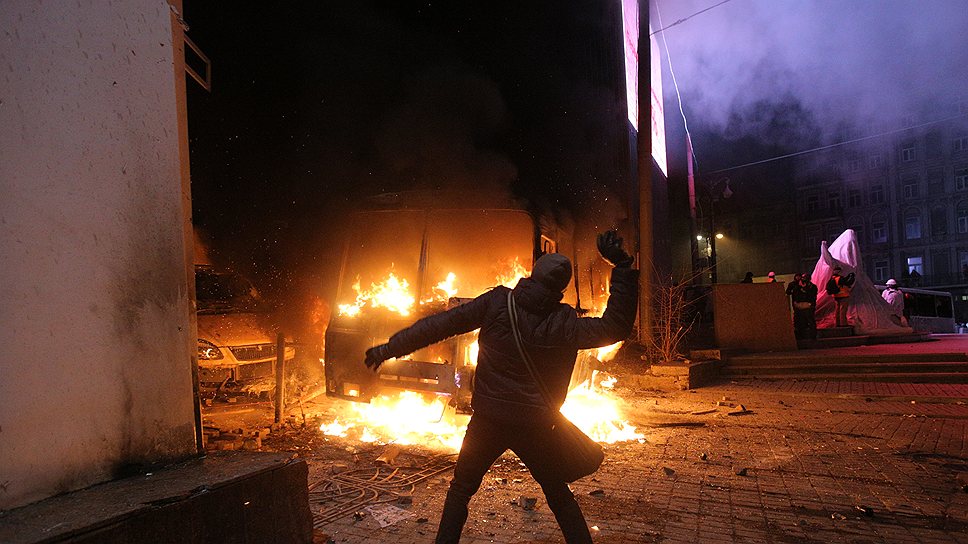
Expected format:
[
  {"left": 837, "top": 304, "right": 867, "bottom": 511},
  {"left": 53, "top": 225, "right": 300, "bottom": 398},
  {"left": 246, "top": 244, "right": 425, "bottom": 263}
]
[{"left": 698, "top": 178, "right": 732, "bottom": 284}]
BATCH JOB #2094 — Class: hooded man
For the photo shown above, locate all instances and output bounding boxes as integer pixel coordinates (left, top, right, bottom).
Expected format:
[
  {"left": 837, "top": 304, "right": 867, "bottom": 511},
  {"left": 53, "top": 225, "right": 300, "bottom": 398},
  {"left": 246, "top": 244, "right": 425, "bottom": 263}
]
[{"left": 363, "top": 230, "right": 639, "bottom": 544}]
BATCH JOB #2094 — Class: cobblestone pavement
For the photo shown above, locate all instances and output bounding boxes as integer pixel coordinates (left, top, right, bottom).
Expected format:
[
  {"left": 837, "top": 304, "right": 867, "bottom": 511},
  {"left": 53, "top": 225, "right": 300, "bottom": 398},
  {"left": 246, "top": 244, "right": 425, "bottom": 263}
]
[{"left": 266, "top": 379, "right": 968, "bottom": 544}]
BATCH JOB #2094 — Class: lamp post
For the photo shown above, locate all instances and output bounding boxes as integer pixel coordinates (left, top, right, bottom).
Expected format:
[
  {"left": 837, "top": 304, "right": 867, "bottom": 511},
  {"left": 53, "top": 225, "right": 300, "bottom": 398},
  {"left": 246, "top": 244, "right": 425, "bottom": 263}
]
[{"left": 698, "top": 178, "right": 732, "bottom": 284}]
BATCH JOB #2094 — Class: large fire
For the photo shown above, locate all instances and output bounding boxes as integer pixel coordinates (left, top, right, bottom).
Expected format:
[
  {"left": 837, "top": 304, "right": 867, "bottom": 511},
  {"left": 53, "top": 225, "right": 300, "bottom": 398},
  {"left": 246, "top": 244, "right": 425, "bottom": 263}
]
[
  {"left": 338, "top": 259, "right": 531, "bottom": 318},
  {"left": 320, "top": 370, "right": 642, "bottom": 451}
]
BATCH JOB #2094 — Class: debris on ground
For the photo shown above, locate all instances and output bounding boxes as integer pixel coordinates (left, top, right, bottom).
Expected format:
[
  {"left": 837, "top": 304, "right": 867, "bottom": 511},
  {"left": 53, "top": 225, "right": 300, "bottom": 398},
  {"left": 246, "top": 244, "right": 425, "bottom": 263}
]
[
  {"left": 854, "top": 505, "right": 875, "bottom": 517},
  {"left": 589, "top": 489, "right": 605, "bottom": 497},
  {"left": 735, "top": 467, "right": 749, "bottom": 477},
  {"left": 831, "top": 513, "right": 846, "bottom": 520},
  {"left": 515, "top": 496, "right": 539, "bottom": 510},
  {"left": 728, "top": 405, "right": 754, "bottom": 416},
  {"left": 691, "top": 408, "right": 718, "bottom": 415},
  {"left": 663, "top": 467, "right": 676, "bottom": 477},
  {"left": 364, "top": 504, "right": 413, "bottom": 528},
  {"left": 699, "top": 452, "right": 708, "bottom": 461}
]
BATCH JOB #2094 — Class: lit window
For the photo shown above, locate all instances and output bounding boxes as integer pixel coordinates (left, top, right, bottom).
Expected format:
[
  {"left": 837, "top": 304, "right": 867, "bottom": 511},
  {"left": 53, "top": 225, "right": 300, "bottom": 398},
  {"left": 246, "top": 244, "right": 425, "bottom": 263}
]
[{"left": 907, "top": 256, "right": 923, "bottom": 275}]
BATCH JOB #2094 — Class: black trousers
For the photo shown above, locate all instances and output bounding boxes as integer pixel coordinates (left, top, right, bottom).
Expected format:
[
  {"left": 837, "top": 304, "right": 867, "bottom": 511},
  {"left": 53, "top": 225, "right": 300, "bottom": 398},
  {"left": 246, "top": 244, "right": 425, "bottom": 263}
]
[
  {"left": 793, "top": 307, "right": 816, "bottom": 340},
  {"left": 435, "top": 413, "right": 592, "bottom": 544}
]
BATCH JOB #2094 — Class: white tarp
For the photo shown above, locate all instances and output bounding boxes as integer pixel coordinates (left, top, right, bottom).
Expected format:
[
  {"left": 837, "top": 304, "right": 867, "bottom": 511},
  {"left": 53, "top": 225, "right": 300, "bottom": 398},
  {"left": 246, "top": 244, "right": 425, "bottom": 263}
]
[{"left": 810, "top": 229, "right": 910, "bottom": 334}]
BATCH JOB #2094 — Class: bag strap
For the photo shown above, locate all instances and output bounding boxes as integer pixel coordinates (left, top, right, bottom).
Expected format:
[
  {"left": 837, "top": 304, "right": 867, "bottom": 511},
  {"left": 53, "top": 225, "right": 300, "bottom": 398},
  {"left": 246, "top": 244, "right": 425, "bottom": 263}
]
[{"left": 507, "top": 290, "right": 556, "bottom": 409}]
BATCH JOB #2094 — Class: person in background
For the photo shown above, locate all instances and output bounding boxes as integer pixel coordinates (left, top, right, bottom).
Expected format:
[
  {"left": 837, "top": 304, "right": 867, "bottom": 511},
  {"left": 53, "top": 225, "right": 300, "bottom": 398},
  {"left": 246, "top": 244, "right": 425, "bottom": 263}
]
[
  {"left": 786, "top": 273, "right": 818, "bottom": 340},
  {"left": 766, "top": 271, "right": 778, "bottom": 283},
  {"left": 882, "top": 278, "right": 905, "bottom": 326},
  {"left": 362, "top": 231, "right": 639, "bottom": 544},
  {"left": 825, "top": 265, "right": 855, "bottom": 327},
  {"left": 740, "top": 271, "right": 754, "bottom": 283}
]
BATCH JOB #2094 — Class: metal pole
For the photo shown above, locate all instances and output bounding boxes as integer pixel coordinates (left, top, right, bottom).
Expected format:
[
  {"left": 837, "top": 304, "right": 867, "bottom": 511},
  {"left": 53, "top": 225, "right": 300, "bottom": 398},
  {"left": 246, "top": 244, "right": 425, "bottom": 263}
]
[
  {"left": 274, "top": 332, "right": 286, "bottom": 423},
  {"left": 637, "top": 0, "right": 653, "bottom": 344}
]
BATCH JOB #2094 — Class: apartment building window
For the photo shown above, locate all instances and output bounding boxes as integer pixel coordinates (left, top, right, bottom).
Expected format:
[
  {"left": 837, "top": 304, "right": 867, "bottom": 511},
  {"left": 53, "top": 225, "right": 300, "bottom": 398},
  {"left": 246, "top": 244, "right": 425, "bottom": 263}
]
[
  {"left": 804, "top": 227, "right": 821, "bottom": 251},
  {"left": 847, "top": 218, "right": 865, "bottom": 244},
  {"left": 905, "top": 214, "right": 922, "bottom": 240},
  {"left": 902, "top": 176, "right": 920, "bottom": 199},
  {"left": 827, "top": 192, "right": 842, "bottom": 209},
  {"left": 872, "top": 219, "right": 888, "bottom": 243},
  {"left": 901, "top": 143, "right": 917, "bottom": 163},
  {"left": 957, "top": 167, "right": 968, "bottom": 190},
  {"left": 806, "top": 195, "right": 820, "bottom": 212},
  {"left": 954, "top": 135, "right": 968, "bottom": 153},
  {"left": 847, "top": 189, "right": 862, "bottom": 208},
  {"left": 873, "top": 260, "right": 889, "bottom": 282},
  {"left": 870, "top": 184, "right": 885, "bottom": 204},
  {"left": 928, "top": 168, "right": 945, "bottom": 195},
  {"left": 868, "top": 154, "right": 882, "bottom": 169},
  {"left": 931, "top": 207, "right": 948, "bottom": 236},
  {"left": 848, "top": 157, "right": 861, "bottom": 173},
  {"left": 907, "top": 256, "right": 923, "bottom": 275},
  {"left": 959, "top": 205, "right": 968, "bottom": 233}
]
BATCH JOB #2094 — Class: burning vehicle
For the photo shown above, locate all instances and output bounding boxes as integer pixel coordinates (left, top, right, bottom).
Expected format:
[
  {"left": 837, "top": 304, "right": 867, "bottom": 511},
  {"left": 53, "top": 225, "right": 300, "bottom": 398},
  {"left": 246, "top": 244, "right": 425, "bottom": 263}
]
[
  {"left": 325, "top": 196, "right": 582, "bottom": 412},
  {"left": 195, "top": 264, "right": 295, "bottom": 397}
]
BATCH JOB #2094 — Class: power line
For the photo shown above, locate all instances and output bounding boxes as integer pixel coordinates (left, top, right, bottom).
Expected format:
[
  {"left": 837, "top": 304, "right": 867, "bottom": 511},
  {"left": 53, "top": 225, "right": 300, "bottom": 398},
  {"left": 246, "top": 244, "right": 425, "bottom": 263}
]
[
  {"left": 706, "top": 111, "right": 968, "bottom": 176},
  {"left": 649, "top": 0, "right": 734, "bottom": 37}
]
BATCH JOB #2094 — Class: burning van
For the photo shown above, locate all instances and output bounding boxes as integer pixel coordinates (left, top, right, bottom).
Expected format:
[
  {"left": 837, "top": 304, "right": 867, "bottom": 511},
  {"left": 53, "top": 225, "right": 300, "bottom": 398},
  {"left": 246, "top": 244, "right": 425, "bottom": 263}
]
[
  {"left": 324, "top": 197, "right": 580, "bottom": 410},
  {"left": 195, "top": 264, "right": 295, "bottom": 396}
]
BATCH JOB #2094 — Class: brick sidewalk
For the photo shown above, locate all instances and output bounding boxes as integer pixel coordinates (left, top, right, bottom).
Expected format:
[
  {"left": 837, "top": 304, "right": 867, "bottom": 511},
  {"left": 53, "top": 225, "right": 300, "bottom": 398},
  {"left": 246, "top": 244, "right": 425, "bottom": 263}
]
[{"left": 293, "top": 382, "right": 968, "bottom": 544}]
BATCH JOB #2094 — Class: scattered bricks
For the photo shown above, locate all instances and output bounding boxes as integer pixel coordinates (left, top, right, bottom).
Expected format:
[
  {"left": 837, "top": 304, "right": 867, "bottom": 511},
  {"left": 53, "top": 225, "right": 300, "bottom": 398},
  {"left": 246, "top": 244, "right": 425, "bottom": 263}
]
[
  {"left": 663, "top": 467, "right": 676, "bottom": 477},
  {"left": 735, "top": 467, "right": 749, "bottom": 477},
  {"left": 854, "top": 505, "right": 874, "bottom": 517},
  {"left": 516, "top": 496, "right": 538, "bottom": 510},
  {"left": 396, "top": 491, "right": 413, "bottom": 505},
  {"left": 589, "top": 489, "right": 605, "bottom": 497},
  {"left": 242, "top": 437, "right": 261, "bottom": 450},
  {"left": 831, "top": 513, "right": 846, "bottom": 520},
  {"left": 512, "top": 479, "right": 523, "bottom": 484},
  {"left": 352, "top": 511, "right": 365, "bottom": 521},
  {"left": 416, "top": 517, "right": 429, "bottom": 523},
  {"left": 494, "top": 477, "right": 507, "bottom": 484},
  {"left": 692, "top": 408, "right": 718, "bottom": 415}
]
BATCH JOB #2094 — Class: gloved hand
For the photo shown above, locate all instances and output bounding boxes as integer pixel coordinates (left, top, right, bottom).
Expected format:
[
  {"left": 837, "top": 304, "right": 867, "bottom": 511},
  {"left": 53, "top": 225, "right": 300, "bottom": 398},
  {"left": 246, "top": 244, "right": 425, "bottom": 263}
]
[
  {"left": 364, "top": 343, "right": 391, "bottom": 371},
  {"left": 597, "top": 230, "right": 634, "bottom": 268}
]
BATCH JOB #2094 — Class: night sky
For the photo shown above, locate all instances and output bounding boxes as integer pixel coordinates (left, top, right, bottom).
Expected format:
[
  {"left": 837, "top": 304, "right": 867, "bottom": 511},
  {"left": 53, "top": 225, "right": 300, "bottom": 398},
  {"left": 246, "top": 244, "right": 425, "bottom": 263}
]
[{"left": 184, "top": 1, "right": 632, "bottom": 324}]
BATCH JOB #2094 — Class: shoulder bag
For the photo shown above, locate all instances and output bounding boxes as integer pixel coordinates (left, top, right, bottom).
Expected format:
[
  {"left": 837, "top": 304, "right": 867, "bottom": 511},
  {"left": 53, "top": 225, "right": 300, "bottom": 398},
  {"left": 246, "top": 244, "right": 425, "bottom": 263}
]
[{"left": 507, "top": 291, "right": 605, "bottom": 482}]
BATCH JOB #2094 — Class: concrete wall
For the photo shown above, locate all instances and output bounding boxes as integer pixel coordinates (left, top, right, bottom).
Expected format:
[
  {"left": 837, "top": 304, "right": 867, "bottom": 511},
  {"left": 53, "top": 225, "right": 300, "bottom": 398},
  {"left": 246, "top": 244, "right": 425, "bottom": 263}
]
[{"left": 0, "top": 0, "right": 197, "bottom": 509}]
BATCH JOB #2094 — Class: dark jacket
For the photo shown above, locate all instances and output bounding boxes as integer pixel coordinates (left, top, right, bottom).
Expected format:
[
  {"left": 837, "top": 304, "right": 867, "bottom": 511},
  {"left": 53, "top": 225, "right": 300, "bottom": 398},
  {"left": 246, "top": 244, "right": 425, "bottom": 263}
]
[
  {"left": 382, "top": 267, "right": 639, "bottom": 422},
  {"left": 786, "top": 281, "right": 818, "bottom": 305}
]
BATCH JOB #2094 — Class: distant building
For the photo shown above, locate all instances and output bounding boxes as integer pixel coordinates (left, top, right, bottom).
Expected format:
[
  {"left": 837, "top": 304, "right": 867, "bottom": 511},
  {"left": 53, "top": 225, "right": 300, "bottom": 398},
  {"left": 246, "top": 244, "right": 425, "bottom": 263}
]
[{"left": 791, "top": 99, "right": 968, "bottom": 322}]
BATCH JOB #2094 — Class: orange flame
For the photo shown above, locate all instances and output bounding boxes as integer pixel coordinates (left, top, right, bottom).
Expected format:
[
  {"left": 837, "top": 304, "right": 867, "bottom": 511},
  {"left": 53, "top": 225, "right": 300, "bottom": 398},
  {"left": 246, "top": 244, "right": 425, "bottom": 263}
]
[
  {"left": 320, "top": 373, "right": 643, "bottom": 450},
  {"left": 495, "top": 257, "right": 529, "bottom": 289}
]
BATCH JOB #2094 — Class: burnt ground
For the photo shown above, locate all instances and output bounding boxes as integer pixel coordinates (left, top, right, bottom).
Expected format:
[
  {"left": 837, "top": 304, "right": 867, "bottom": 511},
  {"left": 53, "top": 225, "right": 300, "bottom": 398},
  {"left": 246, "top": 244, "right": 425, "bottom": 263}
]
[{"left": 202, "top": 377, "right": 968, "bottom": 544}]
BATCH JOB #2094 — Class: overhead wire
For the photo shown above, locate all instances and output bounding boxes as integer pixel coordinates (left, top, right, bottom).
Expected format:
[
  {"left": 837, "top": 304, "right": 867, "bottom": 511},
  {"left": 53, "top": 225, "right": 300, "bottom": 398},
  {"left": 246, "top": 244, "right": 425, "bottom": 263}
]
[
  {"left": 706, "top": 111, "right": 968, "bottom": 176},
  {"left": 649, "top": 0, "right": 734, "bottom": 37},
  {"left": 653, "top": 0, "right": 695, "bottom": 168}
]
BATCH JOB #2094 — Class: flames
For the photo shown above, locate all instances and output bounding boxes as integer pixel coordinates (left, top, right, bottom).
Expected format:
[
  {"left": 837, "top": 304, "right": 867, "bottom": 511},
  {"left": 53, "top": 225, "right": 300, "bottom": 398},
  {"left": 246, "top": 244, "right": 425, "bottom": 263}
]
[
  {"left": 495, "top": 256, "right": 529, "bottom": 288},
  {"left": 320, "top": 371, "right": 642, "bottom": 451},
  {"left": 338, "top": 272, "right": 417, "bottom": 317},
  {"left": 338, "top": 259, "right": 531, "bottom": 318},
  {"left": 320, "top": 390, "right": 469, "bottom": 451}
]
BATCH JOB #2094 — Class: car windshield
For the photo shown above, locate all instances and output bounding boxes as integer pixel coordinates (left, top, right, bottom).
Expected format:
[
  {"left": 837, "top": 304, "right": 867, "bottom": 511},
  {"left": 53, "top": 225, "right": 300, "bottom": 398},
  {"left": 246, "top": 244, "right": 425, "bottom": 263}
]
[{"left": 195, "top": 266, "right": 261, "bottom": 313}]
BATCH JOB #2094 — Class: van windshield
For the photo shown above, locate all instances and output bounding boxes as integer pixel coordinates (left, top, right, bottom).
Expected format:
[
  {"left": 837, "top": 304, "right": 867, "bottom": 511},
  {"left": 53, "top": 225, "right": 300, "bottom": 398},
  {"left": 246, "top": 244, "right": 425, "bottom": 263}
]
[{"left": 336, "top": 209, "right": 534, "bottom": 317}]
